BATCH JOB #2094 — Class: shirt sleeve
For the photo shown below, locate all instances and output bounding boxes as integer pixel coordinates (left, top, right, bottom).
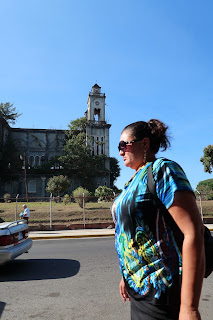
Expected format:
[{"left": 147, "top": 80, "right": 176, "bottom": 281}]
[{"left": 152, "top": 159, "right": 193, "bottom": 210}]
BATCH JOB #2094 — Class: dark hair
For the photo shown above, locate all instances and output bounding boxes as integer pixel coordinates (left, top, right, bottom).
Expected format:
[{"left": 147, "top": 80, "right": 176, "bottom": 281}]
[{"left": 122, "top": 119, "right": 171, "bottom": 154}]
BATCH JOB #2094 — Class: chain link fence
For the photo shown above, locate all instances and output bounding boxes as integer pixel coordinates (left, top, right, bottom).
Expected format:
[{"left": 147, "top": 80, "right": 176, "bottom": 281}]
[{"left": 1, "top": 192, "right": 213, "bottom": 230}]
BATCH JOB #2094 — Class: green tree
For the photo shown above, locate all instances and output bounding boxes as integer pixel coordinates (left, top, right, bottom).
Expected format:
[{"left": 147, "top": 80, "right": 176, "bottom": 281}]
[
  {"left": 59, "top": 117, "right": 110, "bottom": 191},
  {"left": 109, "top": 157, "right": 120, "bottom": 188},
  {"left": 0, "top": 136, "right": 22, "bottom": 181},
  {"left": 46, "top": 175, "right": 70, "bottom": 196},
  {"left": 200, "top": 145, "right": 213, "bottom": 173},
  {"left": 0, "top": 102, "right": 22, "bottom": 125},
  {"left": 196, "top": 179, "right": 213, "bottom": 200}
]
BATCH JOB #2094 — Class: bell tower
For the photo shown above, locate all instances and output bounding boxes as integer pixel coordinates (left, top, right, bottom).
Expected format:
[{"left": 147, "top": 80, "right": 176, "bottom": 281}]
[{"left": 85, "top": 84, "right": 111, "bottom": 187}]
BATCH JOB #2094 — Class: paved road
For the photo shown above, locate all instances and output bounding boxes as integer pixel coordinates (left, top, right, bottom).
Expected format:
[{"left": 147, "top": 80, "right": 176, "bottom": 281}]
[
  {"left": 0, "top": 237, "right": 130, "bottom": 320},
  {"left": 0, "top": 237, "right": 212, "bottom": 320}
]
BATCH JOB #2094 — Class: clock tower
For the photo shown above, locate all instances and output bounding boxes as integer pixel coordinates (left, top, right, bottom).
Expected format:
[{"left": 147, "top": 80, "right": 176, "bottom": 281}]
[{"left": 85, "top": 84, "right": 111, "bottom": 187}]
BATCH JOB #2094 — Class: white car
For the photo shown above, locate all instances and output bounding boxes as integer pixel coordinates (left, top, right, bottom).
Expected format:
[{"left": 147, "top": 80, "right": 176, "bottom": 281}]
[{"left": 0, "top": 218, "right": 32, "bottom": 264}]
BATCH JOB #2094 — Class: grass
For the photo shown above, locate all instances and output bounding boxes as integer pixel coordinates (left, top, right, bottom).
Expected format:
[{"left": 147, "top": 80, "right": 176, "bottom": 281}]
[
  {"left": 0, "top": 199, "right": 212, "bottom": 226},
  {"left": 0, "top": 201, "right": 113, "bottom": 226}
]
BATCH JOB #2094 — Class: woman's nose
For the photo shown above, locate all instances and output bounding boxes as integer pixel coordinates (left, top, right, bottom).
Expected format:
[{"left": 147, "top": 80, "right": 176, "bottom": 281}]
[{"left": 119, "top": 149, "right": 125, "bottom": 156}]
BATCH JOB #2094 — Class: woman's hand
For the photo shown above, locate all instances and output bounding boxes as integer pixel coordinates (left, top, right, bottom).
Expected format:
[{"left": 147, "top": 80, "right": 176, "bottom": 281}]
[
  {"left": 119, "top": 278, "right": 130, "bottom": 302},
  {"left": 179, "top": 307, "right": 201, "bottom": 320}
]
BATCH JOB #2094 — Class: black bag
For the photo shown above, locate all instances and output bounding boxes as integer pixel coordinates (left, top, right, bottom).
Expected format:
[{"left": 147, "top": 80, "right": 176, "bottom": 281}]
[{"left": 147, "top": 163, "right": 213, "bottom": 278}]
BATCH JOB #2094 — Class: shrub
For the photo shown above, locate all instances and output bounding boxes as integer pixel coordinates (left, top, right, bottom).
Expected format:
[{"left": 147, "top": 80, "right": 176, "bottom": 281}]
[
  {"left": 46, "top": 175, "right": 70, "bottom": 196},
  {"left": 207, "top": 194, "right": 213, "bottom": 200},
  {"left": 94, "top": 186, "right": 114, "bottom": 202},
  {"left": 63, "top": 194, "right": 70, "bottom": 205},
  {"left": 4, "top": 193, "right": 11, "bottom": 203},
  {"left": 53, "top": 196, "right": 61, "bottom": 203},
  {"left": 72, "top": 187, "right": 90, "bottom": 208}
]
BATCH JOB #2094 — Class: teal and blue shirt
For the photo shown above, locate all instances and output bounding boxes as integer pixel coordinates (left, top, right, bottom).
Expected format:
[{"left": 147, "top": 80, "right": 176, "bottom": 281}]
[{"left": 111, "top": 158, "right": 193, "bottom": 304}]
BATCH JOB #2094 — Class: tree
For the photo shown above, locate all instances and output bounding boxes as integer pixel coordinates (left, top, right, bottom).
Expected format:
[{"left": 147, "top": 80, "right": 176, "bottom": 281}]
[
  {"left": 196, "top": 179, "right": 213, "bottom": 200},
  {"left": 0, "top": 102, "right": 22, "bottom": 125},
  {"left": 59, "top": 117, "right": 113, "bottom": 191},
  {"left": 109, "top": 157, "right": 120, "bottom": 188},
  {"left": 200, "top": 145, "right": 213, "bottom": 173},
  {"left": 0, "top": 136, "right": 22, "bottom": 181},
  {"left": 46, "top": 175, "right": 70, "bottom": 197}
]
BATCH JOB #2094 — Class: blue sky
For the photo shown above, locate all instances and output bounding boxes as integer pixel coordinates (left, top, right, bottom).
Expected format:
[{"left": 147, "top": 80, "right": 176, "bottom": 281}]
[{"left": 0, "top": 0, "right": 213, "bottom": 190}]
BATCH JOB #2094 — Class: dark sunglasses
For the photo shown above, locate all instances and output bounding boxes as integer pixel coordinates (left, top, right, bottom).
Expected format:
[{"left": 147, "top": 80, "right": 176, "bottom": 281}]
[{"left": 118, "top": 139, "right": 142, "bottom": 152}]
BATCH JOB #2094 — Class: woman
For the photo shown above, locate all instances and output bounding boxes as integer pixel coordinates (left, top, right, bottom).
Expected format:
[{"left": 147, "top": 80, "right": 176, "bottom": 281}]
[{"left": 111, "top": 120, "right": 205, "bottom": 320}]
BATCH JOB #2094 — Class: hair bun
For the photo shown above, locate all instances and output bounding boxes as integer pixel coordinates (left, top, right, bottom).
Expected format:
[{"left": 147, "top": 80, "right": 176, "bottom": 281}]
[{"left": 147, "top": 119, "right": 170, "bottom": 153}]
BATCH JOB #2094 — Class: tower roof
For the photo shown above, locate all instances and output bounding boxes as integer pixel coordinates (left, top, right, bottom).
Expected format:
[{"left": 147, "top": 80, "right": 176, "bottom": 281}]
[{"left": 92, "top": 83, "right": 101, "bottom": 89}]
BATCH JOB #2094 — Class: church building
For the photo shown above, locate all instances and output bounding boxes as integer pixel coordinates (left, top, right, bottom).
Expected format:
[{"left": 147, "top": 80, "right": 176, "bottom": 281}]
[{"left": 0, "top": 84, "right": 111, "bottom": 198}]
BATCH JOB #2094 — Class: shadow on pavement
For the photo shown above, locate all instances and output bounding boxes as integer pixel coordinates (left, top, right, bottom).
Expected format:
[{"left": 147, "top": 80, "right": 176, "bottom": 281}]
[
  {"left": 0, "top": 259, "right": 80, "bottom": 282},
  {"left": 0, "top": 302, "right": 6, "bottom": 317}
]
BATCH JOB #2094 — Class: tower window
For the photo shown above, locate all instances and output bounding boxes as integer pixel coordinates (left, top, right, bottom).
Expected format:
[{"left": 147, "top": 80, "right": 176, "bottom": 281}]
[
  {"left": 96, "top": 137, "right": 99, "bottom": 155},
  {"left": 101, "top": 137, "right": 104, "bottom": 154},
  {"left": 94, "top": 108, "right": 100, "bottom": 122},
  {"left": 91, "top": 136, "right": 95, "bottom": 156}
]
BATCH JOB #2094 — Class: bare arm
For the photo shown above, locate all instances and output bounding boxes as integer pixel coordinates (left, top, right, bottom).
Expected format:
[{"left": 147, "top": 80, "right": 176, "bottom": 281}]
[{"left": 168, "top": 191, "right": 205, "bottom": 320}]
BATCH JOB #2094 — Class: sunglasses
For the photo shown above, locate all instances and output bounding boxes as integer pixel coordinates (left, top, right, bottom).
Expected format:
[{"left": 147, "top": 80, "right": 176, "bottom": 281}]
[{"left": 118, "top": 139, "right": 142, "bottom": 152}]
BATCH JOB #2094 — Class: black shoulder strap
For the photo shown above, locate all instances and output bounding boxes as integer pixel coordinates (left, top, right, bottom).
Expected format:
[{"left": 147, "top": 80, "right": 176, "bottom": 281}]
[
  {"left": 147, "top": 162, "right": 167, "bottom": 212},
  {"left": 147, "top": 163, "right": 157, "bottom": 197}
]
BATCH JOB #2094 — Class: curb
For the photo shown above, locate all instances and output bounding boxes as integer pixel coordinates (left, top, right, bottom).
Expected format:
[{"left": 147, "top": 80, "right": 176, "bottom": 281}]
[{"left": 29, "top": 233, "right": 115, "bottom": 240}]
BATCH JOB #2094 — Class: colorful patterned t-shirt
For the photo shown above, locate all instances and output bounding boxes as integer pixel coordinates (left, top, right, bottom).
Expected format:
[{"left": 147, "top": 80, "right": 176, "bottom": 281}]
[{"left": 111, "top": 158, "right": 193, "bottom": 305}]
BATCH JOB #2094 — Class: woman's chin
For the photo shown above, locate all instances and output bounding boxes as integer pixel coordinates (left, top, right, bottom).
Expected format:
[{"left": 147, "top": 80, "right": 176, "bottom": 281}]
[{"left": 124, "top": 160, "right": 132, "bottom": 168}]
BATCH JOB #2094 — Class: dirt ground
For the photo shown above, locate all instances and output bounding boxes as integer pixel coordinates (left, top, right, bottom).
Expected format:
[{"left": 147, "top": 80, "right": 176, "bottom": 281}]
[{"left": 0, "top": 201, "right": 113, "bottom": 225}]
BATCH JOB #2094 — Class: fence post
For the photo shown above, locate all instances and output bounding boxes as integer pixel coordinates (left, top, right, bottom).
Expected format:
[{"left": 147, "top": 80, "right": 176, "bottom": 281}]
[
  {"left": 15, "top": 194, "right": 19, "bottom": 221},
  {"left": 50, "top": 193, "right": 53, "bottom": 230},
  {"left": 83, "top": 193, "right": 85, "bottom": 229},
  {"left": 197, "top": 191, "right": 203, "bottom": 220}
]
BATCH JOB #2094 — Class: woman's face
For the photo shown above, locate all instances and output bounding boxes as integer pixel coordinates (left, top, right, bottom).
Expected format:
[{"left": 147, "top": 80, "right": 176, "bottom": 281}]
[{"left": 119, "top": 129, "right": 146, "bottom": 171}]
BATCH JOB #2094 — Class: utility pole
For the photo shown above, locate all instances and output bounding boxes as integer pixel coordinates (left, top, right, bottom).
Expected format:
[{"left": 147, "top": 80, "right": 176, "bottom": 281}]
[{"left": 20, "top": 154, "right": 28, "bottom": 203}]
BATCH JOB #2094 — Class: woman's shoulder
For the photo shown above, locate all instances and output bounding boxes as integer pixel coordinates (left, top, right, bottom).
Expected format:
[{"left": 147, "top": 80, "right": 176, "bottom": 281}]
[{"left": 152, "top": 158, "right": 183, "bottom": 173}]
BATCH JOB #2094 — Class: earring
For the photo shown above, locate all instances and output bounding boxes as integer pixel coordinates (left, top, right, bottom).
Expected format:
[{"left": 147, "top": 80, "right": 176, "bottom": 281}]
[{"left": 143, "top": 150, "right": 147, "bottom": 164}]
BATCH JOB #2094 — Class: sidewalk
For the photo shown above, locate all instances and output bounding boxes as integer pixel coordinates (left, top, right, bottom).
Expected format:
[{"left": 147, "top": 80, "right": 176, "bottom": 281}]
[{"left": 29, "top": 224, "right": 213, "bottom": 240}]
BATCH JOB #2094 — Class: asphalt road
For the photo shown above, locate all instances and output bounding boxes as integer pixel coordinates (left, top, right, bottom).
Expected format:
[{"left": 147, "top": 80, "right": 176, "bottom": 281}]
[
  {"left": 0, "top": 237, "right": 212, "bottom": 320},
  {"left": 0, "top": 237, "right": 130, "bottom": 320}
]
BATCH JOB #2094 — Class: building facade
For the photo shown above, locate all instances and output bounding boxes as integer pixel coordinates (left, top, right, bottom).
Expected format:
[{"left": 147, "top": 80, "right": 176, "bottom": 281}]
[{"left": 0, "top": 84, "right": 111, "bottom": 198}]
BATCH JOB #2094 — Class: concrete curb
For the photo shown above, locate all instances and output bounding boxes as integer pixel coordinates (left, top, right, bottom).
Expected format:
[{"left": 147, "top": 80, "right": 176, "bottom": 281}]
[
  {"left": 29, "top": 228, "right": 115, "bottom": 240},
  {"left": 29, "top": 233, "right": 115, "bottom": 240},
  {"left": 29, "top": 224, "right": 213, "bottom": 240}
]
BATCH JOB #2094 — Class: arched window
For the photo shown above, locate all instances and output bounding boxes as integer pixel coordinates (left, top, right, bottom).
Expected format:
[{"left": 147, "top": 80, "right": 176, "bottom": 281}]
[
  {"left": 28, "top": 180, "right": 36, "bottom": 193},
  {"left": 35, "top": 156, "right": 40, "bottom": 166},
  {"left": 29, "top": 156, "right": 34, "bottom": 167},
  {"left": 41, "top": 156, "right": 46, "bottom": 165}
]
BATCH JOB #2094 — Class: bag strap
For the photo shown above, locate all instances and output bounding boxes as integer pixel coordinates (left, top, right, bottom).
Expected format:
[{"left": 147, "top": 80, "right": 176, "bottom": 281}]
[{"left": 147, "top": 163, "right": 166, "bottom": 212}]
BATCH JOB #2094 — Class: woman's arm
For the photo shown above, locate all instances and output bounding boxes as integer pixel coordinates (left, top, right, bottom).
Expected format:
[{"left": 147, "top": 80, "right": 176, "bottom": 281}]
[{"left": 168, "top": 191, "right": 205, "bottom": 320}]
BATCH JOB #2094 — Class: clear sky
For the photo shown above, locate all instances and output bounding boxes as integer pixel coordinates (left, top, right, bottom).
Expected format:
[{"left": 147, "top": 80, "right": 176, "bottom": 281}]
[{"left": 0, "top": 0, "right": 213, "bottom": 190}]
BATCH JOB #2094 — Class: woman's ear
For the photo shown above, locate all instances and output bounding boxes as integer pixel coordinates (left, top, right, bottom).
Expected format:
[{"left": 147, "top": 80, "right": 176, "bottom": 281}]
[{"left": 142, "top": 137, "right": 150, "bottom": 151}]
